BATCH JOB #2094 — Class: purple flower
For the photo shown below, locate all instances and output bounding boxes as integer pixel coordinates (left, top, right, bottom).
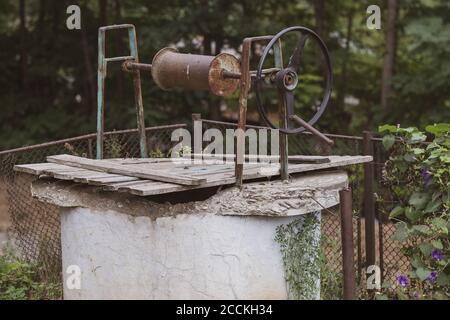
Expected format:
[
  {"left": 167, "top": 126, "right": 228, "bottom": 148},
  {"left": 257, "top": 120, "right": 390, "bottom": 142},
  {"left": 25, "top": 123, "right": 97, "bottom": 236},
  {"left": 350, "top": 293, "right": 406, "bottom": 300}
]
[
  {"left": 427, "top": 271, "right": 438, "bottom": 283},
  {"left": 397, "top": 275, "right": 408, "bottom": 288},
  {"left": 420, "top": 166, "right": 432, "bottom": 185},
  {"left": 432, "top": 249, "right": 444, "bottom": 261}
]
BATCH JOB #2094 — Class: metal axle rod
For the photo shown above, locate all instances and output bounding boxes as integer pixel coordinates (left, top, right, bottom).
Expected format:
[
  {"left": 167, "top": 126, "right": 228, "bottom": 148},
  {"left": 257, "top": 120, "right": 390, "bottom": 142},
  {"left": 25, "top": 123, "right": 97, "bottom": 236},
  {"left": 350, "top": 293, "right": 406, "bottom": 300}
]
[
  {"left": 123, "top": 61, "right": 280, "bottom": 83},
  {"left": 289, "top": 114, "right": 334, "bottom": 146}
]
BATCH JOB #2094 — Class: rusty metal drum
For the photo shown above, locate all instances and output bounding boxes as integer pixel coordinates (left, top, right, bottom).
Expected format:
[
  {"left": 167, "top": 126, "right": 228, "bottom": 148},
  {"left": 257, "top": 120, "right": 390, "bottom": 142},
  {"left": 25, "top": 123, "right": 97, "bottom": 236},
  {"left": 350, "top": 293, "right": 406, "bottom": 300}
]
[{"left": 151, "top": 47, "right": 240, "bottom": 97}]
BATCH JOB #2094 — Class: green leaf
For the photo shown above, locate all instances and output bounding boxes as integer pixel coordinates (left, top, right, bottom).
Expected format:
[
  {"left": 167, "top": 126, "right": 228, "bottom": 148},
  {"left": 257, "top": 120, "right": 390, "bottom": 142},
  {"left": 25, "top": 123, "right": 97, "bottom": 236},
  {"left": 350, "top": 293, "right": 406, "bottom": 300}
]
[
  {"left": 375, "top": 294, "right": 388, "bottom": 300},
  {"left": 410, "top": 132, "right": 427, "bottom": 143},
  {"left": 411, "top": 256, "right": 426, "bottom": 269},
  {"left": 419, "top": 242, "right": 433, "bottom": 256},
  {"left": 425, "top": 123, "right": 450, "bottom": 136},
  {"left": 416, "top": 267, "right": 431, "bottom": 281},
  {"left": 409, "top": 192, "right": 430, "bottom": 210},
  {"left": 412, "top": 148, "right": 425, "bottom": 155},
  {"left": 382, "top": 135, "right": 396, "bottom": 150},
  {"left": 437, "top": 273, "right": 450, "bottom": 286},
  {"left": 379, "top": 124, "right": 398, "bottom": 133},
  {"left": 389, "top": 206, "right": 404, "bottom": 219},
  {"left": 405, "top": 207, "right": 422, "bottom": 222},
  {"left": 439, "top": 154, "right": 450, "bottom": 163},
  {"left": 393, "top": 223, "right": 409, "bottom": 242},
  {"left": 431, "top": 240, "right": 443, "bottom": 249},
  {"left": 432, "top": 217, "right": 448, "bottom": 234},
  {"left": 413, "top": 225, "right": 431, "bottom": 235},
  {"left": 424, "top": 197, "right": 442, "bottom": 213},
  {"left": 404, "top": 153, "right": 417, "bottom": 162}
]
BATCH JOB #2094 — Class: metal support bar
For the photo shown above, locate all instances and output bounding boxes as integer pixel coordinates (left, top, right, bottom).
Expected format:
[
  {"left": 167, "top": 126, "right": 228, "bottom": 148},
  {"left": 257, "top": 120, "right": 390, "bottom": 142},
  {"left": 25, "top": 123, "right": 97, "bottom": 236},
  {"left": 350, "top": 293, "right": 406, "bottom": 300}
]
[
  {"left": 274, "top": 40, "right": 289, "bottom": 181},
  {"left": 340, "top": 187, "right": 356, "bottom": 300},
  {"left": 289, "top": 115, "right": 334, "bottom": 146},
  {"left": 235, "top": 35, "right": 281, "bottom": 187},
  {"left": 96, "top": 24, "right": 148, "bottom": 159},
  {"left": 363, "top": 131, "right": 376, "bottom": 270},
  {"left": 235, "top": 38, "right": 252, "bottom": 187}
]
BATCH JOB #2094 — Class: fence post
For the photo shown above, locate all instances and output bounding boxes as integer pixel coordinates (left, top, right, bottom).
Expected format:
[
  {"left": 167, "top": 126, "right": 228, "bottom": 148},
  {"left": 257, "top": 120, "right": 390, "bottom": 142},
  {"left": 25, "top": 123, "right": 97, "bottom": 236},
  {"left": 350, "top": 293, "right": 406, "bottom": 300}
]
[
  {"left": 363, "top": 131, "right": 376, "bottom": 272},
  {"left": 340, "top": 187, "right": 356, "bottom": 300},
  {"left": 191, "top": 113, "right": 201, "bottom": 128}
]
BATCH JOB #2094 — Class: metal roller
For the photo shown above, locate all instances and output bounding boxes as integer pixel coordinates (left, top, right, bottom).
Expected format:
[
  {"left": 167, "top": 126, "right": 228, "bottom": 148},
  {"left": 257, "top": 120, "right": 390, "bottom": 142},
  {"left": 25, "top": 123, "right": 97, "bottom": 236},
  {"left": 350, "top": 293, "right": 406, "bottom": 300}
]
[{"left": 151, "top": 47, "right": 240, "bottom": 97}]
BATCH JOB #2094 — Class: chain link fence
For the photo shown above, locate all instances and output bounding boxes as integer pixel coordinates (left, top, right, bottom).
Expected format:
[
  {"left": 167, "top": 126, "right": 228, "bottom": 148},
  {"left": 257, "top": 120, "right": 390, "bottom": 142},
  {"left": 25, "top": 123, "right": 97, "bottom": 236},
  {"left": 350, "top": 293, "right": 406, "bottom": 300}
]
[
  {"left": 0, "top": 124, "right": 186, "bottom": 280},
  {"left": 0, "top": 118, "right": 409, "bottom": 298}
]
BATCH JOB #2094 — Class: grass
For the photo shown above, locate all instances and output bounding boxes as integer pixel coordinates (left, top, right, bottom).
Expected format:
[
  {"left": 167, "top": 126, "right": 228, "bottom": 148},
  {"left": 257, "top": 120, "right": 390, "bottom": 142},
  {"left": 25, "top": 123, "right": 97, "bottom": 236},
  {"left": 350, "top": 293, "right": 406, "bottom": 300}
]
[{"left": 0, "top": 248, "right": 62, "bottom": 300}]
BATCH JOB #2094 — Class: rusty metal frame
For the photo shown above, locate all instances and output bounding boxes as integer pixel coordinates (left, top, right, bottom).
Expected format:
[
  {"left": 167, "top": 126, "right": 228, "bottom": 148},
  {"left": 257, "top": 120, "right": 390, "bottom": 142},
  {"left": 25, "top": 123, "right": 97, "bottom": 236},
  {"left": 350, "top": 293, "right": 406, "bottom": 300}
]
[
  {"left": 235, "top": 35, "right": 287, "bottom": 187},
  {"left": 97, "top": 24, "right": 148, "bottom": 159}
]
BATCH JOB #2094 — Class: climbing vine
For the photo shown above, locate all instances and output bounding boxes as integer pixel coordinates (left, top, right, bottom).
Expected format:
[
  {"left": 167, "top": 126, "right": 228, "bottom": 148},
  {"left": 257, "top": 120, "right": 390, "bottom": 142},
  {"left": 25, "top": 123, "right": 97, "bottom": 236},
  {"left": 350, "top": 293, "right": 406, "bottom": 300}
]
[{"left": 275, "top": 213, "right": 321, "bottom": 300}]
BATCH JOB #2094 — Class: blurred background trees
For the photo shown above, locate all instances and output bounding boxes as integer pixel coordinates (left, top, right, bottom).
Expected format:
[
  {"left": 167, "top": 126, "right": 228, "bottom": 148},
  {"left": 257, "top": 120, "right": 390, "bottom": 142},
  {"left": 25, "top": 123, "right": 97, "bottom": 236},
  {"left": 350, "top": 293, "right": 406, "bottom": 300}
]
[{"left": 0, "top": 0, "right": 448, "bottom": 149}]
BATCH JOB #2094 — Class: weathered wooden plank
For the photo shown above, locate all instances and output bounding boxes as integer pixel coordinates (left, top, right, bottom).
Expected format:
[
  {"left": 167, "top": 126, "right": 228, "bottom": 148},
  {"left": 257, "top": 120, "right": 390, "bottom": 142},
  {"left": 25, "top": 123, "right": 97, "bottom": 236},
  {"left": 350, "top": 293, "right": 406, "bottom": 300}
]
[
  {"left": 186, "top": 154, "right": 331, "bottom": 163},
  {"left": 13, "top": 163, "right": 75, "bottom": 175},
  {"left": 123, "top": 155, "right": 372, "bottom": 196},
  {"left": 287, "top": 155, "right": 373, "bottom": 174},
  {"left": 102, "top": 180, "right": 151, "bottom": 191},
  {"left": 85, "top": 176, "right": 140, "bottom": 185},
  {"left": 46, "top": 154, "right": 206, "bottom": 186},
  {"left": 16, "top": 155, "right": 372, "bottom": 196}
]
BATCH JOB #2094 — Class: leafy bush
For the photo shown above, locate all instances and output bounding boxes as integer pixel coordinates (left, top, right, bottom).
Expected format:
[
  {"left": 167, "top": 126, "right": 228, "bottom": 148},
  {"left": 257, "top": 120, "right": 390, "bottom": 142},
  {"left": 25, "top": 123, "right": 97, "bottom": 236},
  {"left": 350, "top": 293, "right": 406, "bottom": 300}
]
[
  {"left": 379, "top": 123, "right": 449, "bottom": 299},
  {"left": 0, "top": 249, "right": 62, "bottom": 300}
]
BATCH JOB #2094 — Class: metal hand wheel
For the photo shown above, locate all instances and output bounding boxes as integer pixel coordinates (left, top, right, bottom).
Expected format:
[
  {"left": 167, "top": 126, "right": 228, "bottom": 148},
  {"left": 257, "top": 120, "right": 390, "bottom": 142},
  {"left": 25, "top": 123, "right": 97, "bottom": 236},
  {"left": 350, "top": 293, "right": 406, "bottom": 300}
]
[{"left": 255, "top": 26, "right": 333, "bottom": 145}]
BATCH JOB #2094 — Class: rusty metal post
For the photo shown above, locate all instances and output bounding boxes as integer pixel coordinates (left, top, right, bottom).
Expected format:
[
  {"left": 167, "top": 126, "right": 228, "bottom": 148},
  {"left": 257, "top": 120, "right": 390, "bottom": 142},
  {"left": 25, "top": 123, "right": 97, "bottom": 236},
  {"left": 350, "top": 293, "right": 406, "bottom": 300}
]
[
  {"left": 363, "top": 131, "right": 376, "bottom": 270},
  {"left": 274, "top": 40, "right": 289, "bottom": 181},
  {"left": 96, "top": 24, "right": 148, "bottom": 159},
  {"left": 340, "top": 187, "right": 356, "bottom": 300},
  {"left": 235, "top": 39, "right": 252, "bottom": 187},
  {"left": 96, "top": 27, "right": 106, "bottom": 159},
  {"left": 128, "top": 27, "right": 148, "bottom": 158}
]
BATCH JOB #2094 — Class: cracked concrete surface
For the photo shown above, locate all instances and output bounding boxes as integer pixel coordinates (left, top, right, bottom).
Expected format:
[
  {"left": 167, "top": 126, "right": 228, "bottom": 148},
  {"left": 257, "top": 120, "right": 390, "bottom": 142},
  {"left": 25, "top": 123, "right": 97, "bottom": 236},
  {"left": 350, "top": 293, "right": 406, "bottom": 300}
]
[{"left": 31, "top": 170, "right": 348, "bottom": 218}]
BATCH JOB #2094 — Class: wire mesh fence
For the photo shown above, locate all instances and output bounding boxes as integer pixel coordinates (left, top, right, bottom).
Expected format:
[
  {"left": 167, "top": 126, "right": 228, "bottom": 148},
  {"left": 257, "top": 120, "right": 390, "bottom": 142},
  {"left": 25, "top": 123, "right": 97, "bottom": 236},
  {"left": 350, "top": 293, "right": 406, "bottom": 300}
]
[
  {"left": 0, "top": 118, "right": 410, "bottom": 298},
  {"left": 0, "top": 124, "right": 186, "bottom": 280}
]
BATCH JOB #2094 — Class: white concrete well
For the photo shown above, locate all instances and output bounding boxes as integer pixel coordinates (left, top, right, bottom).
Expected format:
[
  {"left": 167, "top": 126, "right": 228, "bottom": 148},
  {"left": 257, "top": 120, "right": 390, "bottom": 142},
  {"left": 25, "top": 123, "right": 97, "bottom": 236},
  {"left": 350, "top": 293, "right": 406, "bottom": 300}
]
[{"left": 30, "top": 170, "right": 348, "bottom": 300}]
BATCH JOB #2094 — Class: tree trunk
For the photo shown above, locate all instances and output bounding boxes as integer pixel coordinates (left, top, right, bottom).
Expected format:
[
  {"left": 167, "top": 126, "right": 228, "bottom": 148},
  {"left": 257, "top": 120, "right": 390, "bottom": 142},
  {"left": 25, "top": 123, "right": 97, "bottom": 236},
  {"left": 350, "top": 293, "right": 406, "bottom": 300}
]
[
  {"left": 381, "top": 0, "right": 397, "bottom": 112},
  {"left": 313, "top": 0, "right": 326, "bottom": 38},
  {"left": 19, "top": 0, "right": 27, "bottom": 90},
  {"left": 81, "top": 25, "right": 96, "bottom": 116},
  {"left": 99, "top": 0, "right": 108, "bottom": 26},
  {"left": 113, "top": 0, "right": 124, "bottom": 102},
  {"left": 337, "top": 9, "right": 354, "bottom": 109}
]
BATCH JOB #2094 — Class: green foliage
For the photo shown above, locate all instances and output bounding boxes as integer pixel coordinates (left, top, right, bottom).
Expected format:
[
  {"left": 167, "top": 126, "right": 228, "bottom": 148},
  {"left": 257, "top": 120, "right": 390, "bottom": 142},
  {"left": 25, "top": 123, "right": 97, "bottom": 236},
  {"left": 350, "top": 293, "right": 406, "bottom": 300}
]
[
  {"left": 319, "top": 233, "right": 343, "bottom": 300},
  {"left": 0, "top": 1, "right": 448, "bottom": 149},
  {"left": 0, "top": 249, "right": 62, "bottom": 300},
  {"left": 104, "top": 135, "right": 125, "bottom": 158},
  {"left": 379, "top": 123, "right": 450, "bottom": 300},
  {"left": 149, "top": 148, "right": 165, "bottom": 158},
  {"left": 275, "top": 213, "right": 321, "bottom": 300}
]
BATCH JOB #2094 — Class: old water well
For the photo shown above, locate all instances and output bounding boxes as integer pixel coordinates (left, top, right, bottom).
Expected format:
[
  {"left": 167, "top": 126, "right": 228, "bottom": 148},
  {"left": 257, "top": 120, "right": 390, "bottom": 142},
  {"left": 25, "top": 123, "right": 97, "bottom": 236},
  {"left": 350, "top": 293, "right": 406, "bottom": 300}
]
[{"left": 13, "top": 24, "right": 373, "bottom": 299}]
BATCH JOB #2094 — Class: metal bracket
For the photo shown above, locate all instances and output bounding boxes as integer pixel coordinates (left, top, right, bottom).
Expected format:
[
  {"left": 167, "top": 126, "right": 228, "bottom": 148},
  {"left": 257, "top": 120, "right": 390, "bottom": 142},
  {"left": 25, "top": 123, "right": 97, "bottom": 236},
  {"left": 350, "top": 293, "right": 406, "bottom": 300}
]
[{"left": 97, "top": 24, "right": 148, "bottom": 159}]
